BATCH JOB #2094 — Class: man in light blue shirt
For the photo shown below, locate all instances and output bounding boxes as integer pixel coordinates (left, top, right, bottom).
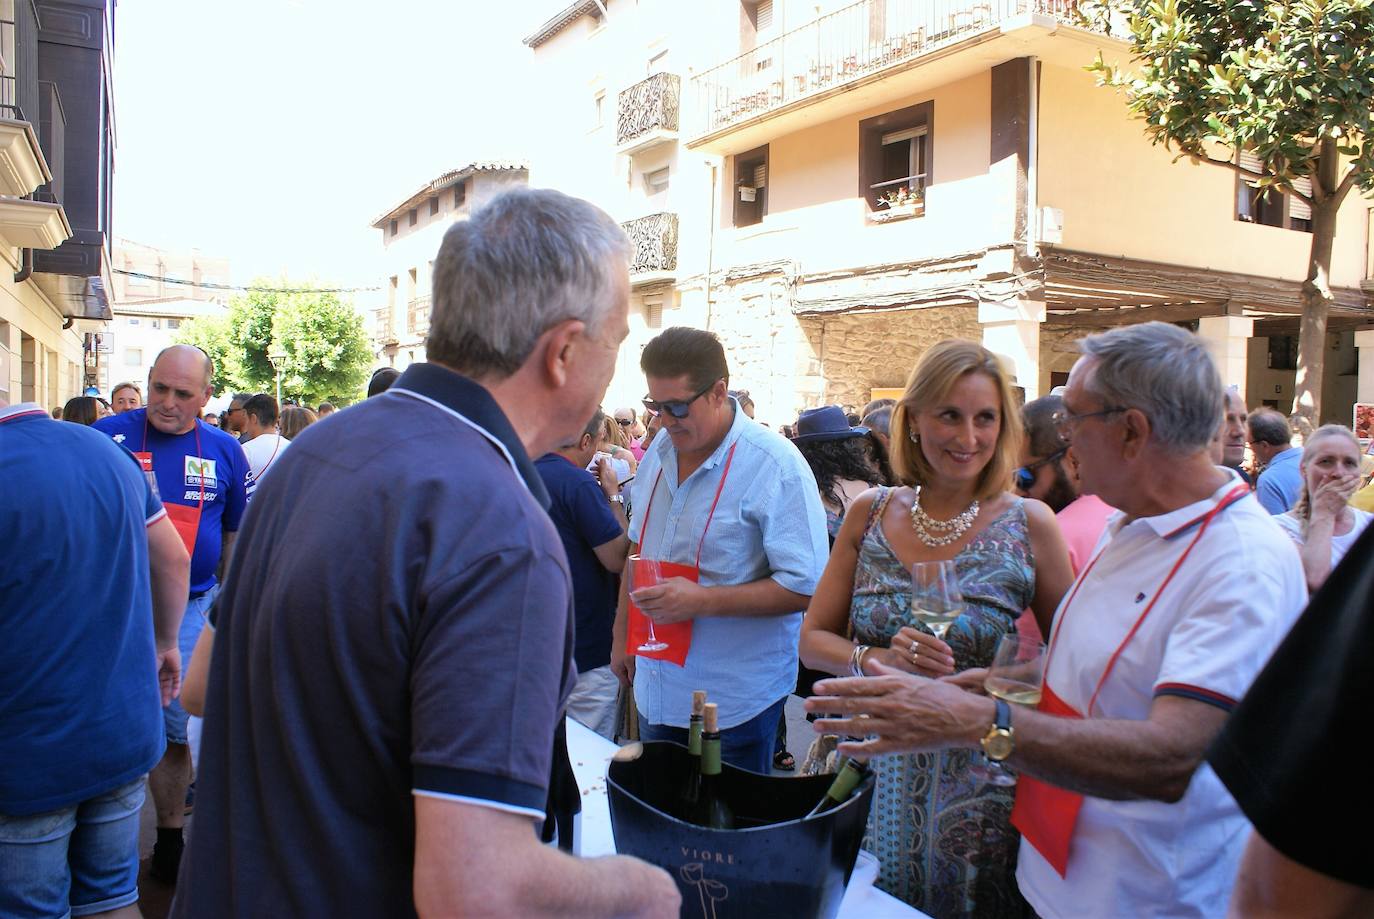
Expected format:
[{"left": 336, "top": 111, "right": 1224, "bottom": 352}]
[
  {"left": 611, "top": 327, "right": 829, "bottom": 773},
  {"left": 1248, "top": 409, "right": 1301, "bottom": 514}
]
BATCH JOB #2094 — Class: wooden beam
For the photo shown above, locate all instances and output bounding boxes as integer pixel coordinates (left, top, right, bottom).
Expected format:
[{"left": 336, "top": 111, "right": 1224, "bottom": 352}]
[
  {"left": 1045, "top": 301, "right": 1230, "bottom": 327},
  {"left": 1044, "top": 248, "right": 1372, "bottom": 313},
  {"left": 1253, "top": 316, "right": 1374, "bottom": 338}
]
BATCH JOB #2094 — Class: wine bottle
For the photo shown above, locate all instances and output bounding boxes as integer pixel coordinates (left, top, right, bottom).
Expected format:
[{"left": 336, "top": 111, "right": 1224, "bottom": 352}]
[
  {"left": 804, "top": 757, "right": 871, "bottom": 819},
  {"left": 681, "top": 690, "right": 707, "bottom": 814},
  {"left": 691, "top": 703, "right": 734, "bottom": 829}
]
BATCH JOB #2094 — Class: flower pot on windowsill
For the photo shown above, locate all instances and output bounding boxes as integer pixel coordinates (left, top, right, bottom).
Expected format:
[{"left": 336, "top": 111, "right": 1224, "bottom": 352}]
[{"left": 870, "top": 201, "right": 924, "bottom": 222}]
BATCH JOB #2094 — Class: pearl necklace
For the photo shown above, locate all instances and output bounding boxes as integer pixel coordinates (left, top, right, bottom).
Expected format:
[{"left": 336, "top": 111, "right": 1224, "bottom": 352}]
[{"left": 909, "top": 487, "right": 979, "bottom": 547}]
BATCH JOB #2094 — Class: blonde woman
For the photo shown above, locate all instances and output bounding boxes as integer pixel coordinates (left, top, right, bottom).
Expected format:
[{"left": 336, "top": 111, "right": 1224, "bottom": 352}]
[
  {"left": 279, "top": 406, "right": 318, "bottom": 441},
  {"left": 597, "top": 412, "right": 638, "bottom": 478},
  {"left": 1273, "top": 424, "right": 1371, "bottom": 591},
  {"left": 800, "top": 340, "right": 1073, "bottom": 917}
]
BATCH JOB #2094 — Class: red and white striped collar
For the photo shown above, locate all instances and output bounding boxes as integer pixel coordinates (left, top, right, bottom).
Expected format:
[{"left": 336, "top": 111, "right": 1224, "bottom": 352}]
[{"left": 0, "top": 402, "right": 50, "bottom": 425}]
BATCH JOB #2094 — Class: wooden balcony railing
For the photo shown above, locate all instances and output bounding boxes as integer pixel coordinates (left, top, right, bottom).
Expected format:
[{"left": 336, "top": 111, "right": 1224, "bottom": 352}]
[{"left": 375, "top": 307, "right": 397, "bottom": 345}]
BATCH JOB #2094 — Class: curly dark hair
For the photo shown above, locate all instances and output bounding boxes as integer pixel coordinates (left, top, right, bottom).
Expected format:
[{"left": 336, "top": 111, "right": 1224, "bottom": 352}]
[{"left": 795, "top": 436, "right": 886, "bottom": 510}]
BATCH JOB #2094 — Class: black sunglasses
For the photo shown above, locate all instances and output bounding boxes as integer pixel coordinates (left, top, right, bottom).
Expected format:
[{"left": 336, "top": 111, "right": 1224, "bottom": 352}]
[
  {"left": 615, "top": 418, "right": 633, "bottom": 426},
  {"left": 1014, "top": 447, "right": 1069, "bottom": 492},
  {"left": 642, "top": 379, "right": 720, "bottom": 420}
]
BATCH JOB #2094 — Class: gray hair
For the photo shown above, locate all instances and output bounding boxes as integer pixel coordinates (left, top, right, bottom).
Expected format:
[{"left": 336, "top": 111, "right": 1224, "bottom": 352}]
[
  {"left": 427, "top": 188, "right": 631, "bottom": 379},
  {"left": 1077, "top": 321, "right": 1222, "bottom": 454}
]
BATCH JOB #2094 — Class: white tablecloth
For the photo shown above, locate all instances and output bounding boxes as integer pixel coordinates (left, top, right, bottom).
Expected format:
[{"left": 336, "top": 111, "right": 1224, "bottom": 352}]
[{"left": 565, "top": 717, "right": 928, "bottom": 919}]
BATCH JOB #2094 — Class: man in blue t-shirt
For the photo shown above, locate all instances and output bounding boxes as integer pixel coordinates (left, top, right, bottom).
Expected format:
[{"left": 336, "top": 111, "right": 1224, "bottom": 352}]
[
  {"left": 535, "top": 409, "right": 630, "bottom": 739},
  {"left": 93, "top": 344, "right": 250, "bottom": 883},
  {"left": 0, "top": 399, "right": 190, "bottom": 918},
  {"left": 1247, "top": 409, "right": 1301, "bottom": 514}
]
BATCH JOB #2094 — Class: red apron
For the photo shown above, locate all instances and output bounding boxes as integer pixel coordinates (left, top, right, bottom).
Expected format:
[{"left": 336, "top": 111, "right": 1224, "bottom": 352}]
[
  {"left": 1011, "top": 483, "right": 1250, "bottom": 876},
  {"left": 625, "top": 443, "right": 738, "bottom": 667},
  {"left": 136, "top": 418, "right": 205, "bottom": 557}
]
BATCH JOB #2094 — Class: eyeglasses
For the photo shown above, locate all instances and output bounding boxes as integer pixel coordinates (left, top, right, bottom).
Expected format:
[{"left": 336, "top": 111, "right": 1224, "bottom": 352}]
[
  {"left": 615, "top": 418, "right": 633, "bottom": 427},
  {"left": 1014, "top": 447, "right": 1069, "bottom": 491},
  {"left": 1051, "top": 406, "right": 1127, "bottom": 438},
  {"left": 642, "top": 379, "right": 720, "bottom": 420}
]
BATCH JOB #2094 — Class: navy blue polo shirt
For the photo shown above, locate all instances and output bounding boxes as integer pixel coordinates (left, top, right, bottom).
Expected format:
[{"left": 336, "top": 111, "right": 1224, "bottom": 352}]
[
  {"left": 0, "top": 405, "right": 165, "bottom": 815},
  {"left": 174, "top": 363, "right": 577, "bottom": 918},
  {"left": 535, "top": 453, "right": 623, "bottom": 673}
]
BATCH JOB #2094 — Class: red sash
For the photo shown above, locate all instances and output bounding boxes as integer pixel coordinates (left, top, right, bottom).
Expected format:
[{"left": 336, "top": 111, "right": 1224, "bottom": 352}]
[
  {"left": 140, "top": 418, "right": 205, "bottom": 557},
  {"left": 1011, "top": 483, "right": 1250, "bottom": 876},
  {"left": 625, "top": 443, "right": 738, "bottom": 666}
]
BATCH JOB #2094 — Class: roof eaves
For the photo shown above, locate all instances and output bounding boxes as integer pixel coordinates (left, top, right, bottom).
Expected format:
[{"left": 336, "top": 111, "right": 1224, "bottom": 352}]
[
  {"left": 523, "top": 0, "right": 599, "bottom": 48},
  {"left": 369, "top": 161, "right": 529, "bottom": 228}
]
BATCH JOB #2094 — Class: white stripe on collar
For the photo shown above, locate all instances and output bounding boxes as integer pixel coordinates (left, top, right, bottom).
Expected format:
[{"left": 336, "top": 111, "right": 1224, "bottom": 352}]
[{"left": 389, "top": 388, "right": 531, "bottom": 496}]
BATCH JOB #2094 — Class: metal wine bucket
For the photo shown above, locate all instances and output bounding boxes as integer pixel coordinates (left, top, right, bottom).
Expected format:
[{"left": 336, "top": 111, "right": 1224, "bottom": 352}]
[{"left": 606, "top": 741, "right": 875, "bottom": 919}]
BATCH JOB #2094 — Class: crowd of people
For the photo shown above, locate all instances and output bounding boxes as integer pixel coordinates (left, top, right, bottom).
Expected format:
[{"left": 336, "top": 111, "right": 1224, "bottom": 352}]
[{"left": 2, "top": 186, "right": 1371, "bottom": 919}]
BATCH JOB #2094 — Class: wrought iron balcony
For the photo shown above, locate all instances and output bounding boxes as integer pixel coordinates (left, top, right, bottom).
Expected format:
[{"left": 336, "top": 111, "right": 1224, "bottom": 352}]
[
  {"left": 408, "top": 295, "right": 431, "bottom": 335},
  {"left": 689, "top": 0, "right": 1096, "bottom": 143},
  {"left": 616, "top": 72, "right": 680, "bottom": 155},
  {"left": 622, "top": 212, "right": 678, "bottom": 280}
]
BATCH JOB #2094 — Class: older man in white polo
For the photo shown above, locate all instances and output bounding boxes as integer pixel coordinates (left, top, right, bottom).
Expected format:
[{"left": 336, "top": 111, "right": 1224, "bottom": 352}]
[{"left": 808, "top": 322, "right": 1306, "bottom": 918}]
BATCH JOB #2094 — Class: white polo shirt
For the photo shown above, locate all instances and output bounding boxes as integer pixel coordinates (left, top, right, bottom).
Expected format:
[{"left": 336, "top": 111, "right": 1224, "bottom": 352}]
[{"left": 1018, "top": 472, "right": 1307, "bottom": 919}]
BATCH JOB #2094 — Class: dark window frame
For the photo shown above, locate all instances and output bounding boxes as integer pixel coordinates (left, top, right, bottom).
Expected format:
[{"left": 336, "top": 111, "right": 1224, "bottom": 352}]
[
  {"left": 732, "top": 144, "right": 769, "bottom": 228},
  {"left": 389, "top": 219, "right": 398, "bottom": 236},
  {"left": 455, "top": 181, "right": 468, "bottom": 208},
  {"left": 408, "top": 208, "right": 418, "bottom": 227},
  {"left": 859, "top": 100, "right": 934, "bottom": 213},
  {"left": 1234, "top": 158, "right": 1312, "bottom": 234},
  {"left": 429, "top": 197, "right": 439, "bottom": 216}
]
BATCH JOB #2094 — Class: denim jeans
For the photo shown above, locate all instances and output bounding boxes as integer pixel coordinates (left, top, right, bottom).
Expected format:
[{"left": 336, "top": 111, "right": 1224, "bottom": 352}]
[
  {"left": 639, "top": 695, "right": 788, "bottom": 774},
  {"left": 0, "top": 776, "right": 146, "bottom": 918},
  {"left": 164, "top": 584, "right": 218, "bottom": 745}
]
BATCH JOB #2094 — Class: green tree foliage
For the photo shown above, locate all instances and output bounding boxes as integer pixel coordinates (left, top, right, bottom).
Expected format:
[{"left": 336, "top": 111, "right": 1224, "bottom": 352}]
[
  {"left": 1088, "top": 0, "right": 1374, "bottom": 420},
  {"left": 173, "top": 314, "right": 240, "bottom": 394},
  {"left": 176, "top": 280, "right": 373, "bottom": 404}
]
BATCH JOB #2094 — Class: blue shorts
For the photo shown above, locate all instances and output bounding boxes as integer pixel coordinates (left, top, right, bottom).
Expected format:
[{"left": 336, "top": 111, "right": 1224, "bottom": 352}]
[
  {"left": 0, "top": 776, "right": 146, "bottom": 918},
  {"left": 164, "top": 585, "right": 218, "bottom": 745}
]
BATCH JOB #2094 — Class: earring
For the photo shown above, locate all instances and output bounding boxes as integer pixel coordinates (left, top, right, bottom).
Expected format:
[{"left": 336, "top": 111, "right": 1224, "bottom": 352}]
[{"left": 909, "top": 429, "right": 920, "bottom": 444}]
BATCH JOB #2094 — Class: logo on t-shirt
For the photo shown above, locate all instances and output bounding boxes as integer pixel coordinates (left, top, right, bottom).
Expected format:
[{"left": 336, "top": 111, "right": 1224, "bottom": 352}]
[
  {"left": 185, "top": 456, "right": 217, "bottom": 488},
  {"left": 113, "top": 433, "right": 126, "bottom": 444}
]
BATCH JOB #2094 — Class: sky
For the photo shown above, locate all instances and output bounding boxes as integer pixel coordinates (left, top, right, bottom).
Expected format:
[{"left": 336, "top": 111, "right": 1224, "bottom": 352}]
[{"left": 113, "top": 0, "right": 567, "bottom": 294}]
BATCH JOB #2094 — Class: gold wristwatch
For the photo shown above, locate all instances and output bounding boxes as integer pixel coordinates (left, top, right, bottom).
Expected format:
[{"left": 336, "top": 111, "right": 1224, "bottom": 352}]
[{"left": 980, "top": 698, "right": 1015, "bottom": 762}]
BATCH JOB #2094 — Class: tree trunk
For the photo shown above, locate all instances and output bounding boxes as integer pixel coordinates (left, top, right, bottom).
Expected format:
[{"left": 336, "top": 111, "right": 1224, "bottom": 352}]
[{"left": 1290, "top": 139, "right": 1342, "bottom": 424}]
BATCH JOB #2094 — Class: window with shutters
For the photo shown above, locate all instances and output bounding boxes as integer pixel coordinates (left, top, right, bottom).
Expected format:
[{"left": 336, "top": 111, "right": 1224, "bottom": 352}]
[
  {"left": 859, "top": 101, "right": 934, "bottom": 214},
  {"left": 430, "top": 197, "right": 439, "bottom": 217},
  {"left": 1235, "top": 151, "right": 1312, "bottom": 233},
  {"left": 454, "top": 181, "right": 467, "bottom": 208},
  {"left": 733, "top": 145, "right": 769, "bottom": 228}
]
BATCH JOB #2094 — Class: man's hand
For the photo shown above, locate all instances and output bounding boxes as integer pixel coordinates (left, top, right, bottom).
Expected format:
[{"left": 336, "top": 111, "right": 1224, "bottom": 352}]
[
  {"left": 631, "top": 577, "right": 707, "bottom": 625},
  {"left": 611, "top": 642, "right": 636, "bottom": 688},
  {"left": 804, "top": 661, "right": 991, "bottom": 757},
  {"left": 595, "top": 456, "right": 621, "bottom": 500},
  {"left": 156, "top": 645, "right": 182, "bottom": 707}
]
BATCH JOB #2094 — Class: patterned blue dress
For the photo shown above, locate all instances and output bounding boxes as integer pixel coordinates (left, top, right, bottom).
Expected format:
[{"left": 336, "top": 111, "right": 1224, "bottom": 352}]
[{"left": 850, "top": 487, "right": 1036, "bottom": 918}]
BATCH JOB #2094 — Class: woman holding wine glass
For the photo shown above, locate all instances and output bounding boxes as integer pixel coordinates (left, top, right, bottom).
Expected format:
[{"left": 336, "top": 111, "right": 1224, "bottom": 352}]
[{"left": 800, "top": 339, "right": 1074, "bottom": 918}]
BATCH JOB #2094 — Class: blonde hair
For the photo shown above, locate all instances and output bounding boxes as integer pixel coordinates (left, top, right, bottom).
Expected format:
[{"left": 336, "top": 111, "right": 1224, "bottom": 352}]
[
  {"left": 888, "top": 339, "right": 1022, "bottom": 503},
  {"left": 601, "top": 412, "right": 629, "bottom": 449},
  {"left": 1291, "top": 424, "right": 1360, "bottom": 525},
  {"left": 280, "top": 406, "right": 318, "bottom": 441}
]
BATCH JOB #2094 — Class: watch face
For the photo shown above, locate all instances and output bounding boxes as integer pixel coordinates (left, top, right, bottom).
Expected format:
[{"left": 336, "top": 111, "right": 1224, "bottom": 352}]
[{"left": 983, "top": 730, "right": 1014, "bottom": 761}]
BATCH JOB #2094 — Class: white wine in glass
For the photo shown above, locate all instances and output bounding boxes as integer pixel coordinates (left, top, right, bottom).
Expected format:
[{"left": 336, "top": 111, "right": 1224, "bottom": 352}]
[
  {"left": 910, "top": 560, "right": 964, "bottom": 640},
  {"left": 628, "top": 555, "right": 668, "bottom": 653},
  {"left": 975, "top": 632, "right": 1046, "bottom": 786}
]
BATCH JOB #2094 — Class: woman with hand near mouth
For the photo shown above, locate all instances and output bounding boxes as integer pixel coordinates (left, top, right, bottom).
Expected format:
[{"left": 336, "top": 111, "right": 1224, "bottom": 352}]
[
  {"left": 800, "top": 339, "right": 1073, "bottom": 917},
  {"left": 1273, "top": 424, "right": 1370, "bottom": 591}
]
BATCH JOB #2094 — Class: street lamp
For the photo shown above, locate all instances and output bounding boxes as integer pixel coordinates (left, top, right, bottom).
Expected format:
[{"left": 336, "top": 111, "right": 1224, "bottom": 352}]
[{"left": 267, "top": 344, "right": 288, "bottom": 405}]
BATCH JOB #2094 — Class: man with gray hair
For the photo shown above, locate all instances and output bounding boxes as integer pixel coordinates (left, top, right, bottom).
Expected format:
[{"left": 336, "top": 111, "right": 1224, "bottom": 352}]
[
  {"left": 807, "top": 321, "right": 1306, "bottom": 919},
  {"left": 173, "top": 188, "right": 678, "bottom": 918},
  {"left": 1248, "top": 408, "right": 1301, "bottom": 513}
]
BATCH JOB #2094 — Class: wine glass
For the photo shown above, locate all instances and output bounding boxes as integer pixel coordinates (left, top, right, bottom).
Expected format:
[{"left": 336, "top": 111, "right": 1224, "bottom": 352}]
[
  {"left": 628, "top": 555, "right": 668, "bottom": 653},
  {"left": 972, "top": 632, "right": 1046, "bottom": 787},
  {"left": 910, "top": 560, "right": 964, "bottom": 640}
]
